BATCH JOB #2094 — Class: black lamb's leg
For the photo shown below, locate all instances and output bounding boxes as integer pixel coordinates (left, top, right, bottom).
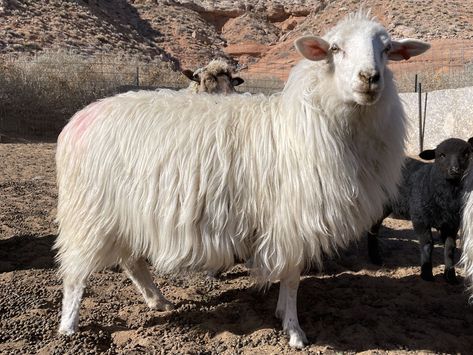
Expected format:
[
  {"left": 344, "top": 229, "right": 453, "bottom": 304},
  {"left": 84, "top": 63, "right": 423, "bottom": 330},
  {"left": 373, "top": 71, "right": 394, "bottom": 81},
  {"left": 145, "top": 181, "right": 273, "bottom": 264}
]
[
  {"left": 367, "top": 207, "right": 392, "bottom": 265},
  {"left": 442, "top": 230, "right": 459, "bottom": 285},
  {"left": 367, "top": 220, "right": 383, "bottom": 265},
  {"left": 418, "top": 228, "right": 435, "bottom": 281}
]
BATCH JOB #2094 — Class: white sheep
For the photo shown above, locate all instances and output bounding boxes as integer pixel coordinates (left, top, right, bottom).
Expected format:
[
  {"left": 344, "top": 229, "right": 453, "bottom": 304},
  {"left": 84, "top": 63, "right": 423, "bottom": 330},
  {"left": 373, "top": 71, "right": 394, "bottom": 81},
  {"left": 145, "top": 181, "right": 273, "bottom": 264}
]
[
  {"left": 461, "top": 169, "right": 473, "bottom": 299},
  {"left": 54, "top": 10, "right": 429, "bottom": 348},
  {"left": 181, "top": 59, "right": 244, "bottom": 94}
]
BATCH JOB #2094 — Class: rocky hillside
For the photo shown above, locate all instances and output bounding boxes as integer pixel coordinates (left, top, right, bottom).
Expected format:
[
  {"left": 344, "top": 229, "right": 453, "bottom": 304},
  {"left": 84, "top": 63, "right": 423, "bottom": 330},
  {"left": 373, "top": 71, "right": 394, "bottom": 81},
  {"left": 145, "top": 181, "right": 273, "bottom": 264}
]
[{"left": 1, "top": 0, "right": 473, "bottom": 79}]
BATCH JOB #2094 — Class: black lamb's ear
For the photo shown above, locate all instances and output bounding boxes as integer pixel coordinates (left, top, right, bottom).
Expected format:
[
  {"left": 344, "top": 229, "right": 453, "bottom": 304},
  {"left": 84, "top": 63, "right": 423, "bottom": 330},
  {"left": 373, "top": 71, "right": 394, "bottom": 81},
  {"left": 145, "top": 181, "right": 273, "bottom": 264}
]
[
  {"left": 419, "top": 149, "right": 436, "bottom": 160},
  {"left": 231, "top": 77, "right": 244, "bottom": 86},
  {"left": 468, "top": 137, "right": 473, "bottom": 146}
]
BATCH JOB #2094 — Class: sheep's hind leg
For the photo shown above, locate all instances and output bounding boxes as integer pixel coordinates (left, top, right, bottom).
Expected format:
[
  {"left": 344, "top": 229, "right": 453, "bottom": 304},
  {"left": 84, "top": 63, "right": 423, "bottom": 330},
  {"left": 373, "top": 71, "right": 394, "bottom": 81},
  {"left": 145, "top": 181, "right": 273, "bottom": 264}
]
[
  {"left": 275, "top": 280, "right": 287, "bottom": 320},
  {"left": 122, "top": 257, "right": 174, "bottom": 311},
  {"left": 441, "top": 230, "right": 459, "bottom": 284},
  {"left": 367, "top": 207, "right": 392, "bottom": 265},
  {"left": 367, "top": 219, "right": 384, "bottom": 265},
  {"left": 418, "top": 229, "right": 435, "bottom": 281},
  {"left": 278, "top": 269, "right": 308, "bottom": 348},
  {"left": 58, "top": 278, "right": 86, "bottom": 335}
]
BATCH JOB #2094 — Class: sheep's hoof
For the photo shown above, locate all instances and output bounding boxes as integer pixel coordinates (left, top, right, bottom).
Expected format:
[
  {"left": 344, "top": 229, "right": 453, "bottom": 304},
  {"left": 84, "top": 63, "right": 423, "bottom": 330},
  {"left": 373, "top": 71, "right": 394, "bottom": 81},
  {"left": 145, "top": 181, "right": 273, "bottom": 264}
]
[
  {"left": 149, "top": 299, "right": 175, "bottom": 311},
  {"left": 205, "top": 271, "right": 219, "bottom": 279},
  {"left": 444, "top": 268, "right": 459, "bottom": 285},
  {"left": 58, "top": 326, "right": 76, "bottom": 336},
  {"left": 163, "top": 302, "right": 175, "bottom": 311},
  {"left": 420, "top": 263, "right": 434, "bottom": 282},
  {"left": 288, "top": 328, "right": 308, "bottom": 348}
]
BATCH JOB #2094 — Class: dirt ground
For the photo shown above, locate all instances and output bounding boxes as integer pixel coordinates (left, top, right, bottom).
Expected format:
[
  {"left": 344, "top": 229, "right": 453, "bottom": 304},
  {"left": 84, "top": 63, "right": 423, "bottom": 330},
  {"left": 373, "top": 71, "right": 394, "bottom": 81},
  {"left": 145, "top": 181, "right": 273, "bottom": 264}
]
[{"left": 1, "top": 143, "right": 472, "bottom": 354}]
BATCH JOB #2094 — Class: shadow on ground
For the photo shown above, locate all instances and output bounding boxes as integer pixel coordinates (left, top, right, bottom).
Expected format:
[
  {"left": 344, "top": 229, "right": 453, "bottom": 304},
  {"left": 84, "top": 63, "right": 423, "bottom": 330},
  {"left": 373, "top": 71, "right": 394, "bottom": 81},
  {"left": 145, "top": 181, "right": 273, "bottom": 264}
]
[
  {"left": 0, "top": 234, "right": 56, "bottom": 272},
  {"left": 149, "top": 271, "right": 472, "bottom": 353}
]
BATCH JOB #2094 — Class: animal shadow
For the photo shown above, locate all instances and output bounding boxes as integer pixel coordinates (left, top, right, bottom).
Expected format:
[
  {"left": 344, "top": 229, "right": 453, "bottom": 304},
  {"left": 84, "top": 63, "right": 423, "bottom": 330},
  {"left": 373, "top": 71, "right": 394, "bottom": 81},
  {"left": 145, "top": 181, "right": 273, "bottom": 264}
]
[
  {"left": 160, "top": 272, "right": 472, "bottom": 353},
  {"left": 326, "top": 223, "right": 458, "bottom": 272},
  {"left": 0, "top": 234, "right": 56, "bottom": 272}
]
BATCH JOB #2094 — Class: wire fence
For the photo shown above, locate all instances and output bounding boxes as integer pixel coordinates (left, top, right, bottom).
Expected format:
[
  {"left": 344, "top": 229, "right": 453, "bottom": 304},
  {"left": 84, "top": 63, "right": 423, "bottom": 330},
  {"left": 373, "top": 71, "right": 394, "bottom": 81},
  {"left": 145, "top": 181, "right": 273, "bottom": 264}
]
[{"left": 2, "top": 45, "right": 473, "bottom": 142}]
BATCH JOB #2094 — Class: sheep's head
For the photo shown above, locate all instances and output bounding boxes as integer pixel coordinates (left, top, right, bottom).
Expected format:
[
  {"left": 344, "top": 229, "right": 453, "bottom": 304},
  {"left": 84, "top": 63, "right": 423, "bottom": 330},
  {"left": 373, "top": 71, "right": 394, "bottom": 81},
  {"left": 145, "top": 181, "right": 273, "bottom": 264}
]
[
  {"left": 183, "top": 59, "right": 244, "bottom": 95},
  {"left": 419, "top": 138, "right": 473, "bottom": 182},
  {"left": 294, "top": 11, "right": 430, "bottom": 106}
]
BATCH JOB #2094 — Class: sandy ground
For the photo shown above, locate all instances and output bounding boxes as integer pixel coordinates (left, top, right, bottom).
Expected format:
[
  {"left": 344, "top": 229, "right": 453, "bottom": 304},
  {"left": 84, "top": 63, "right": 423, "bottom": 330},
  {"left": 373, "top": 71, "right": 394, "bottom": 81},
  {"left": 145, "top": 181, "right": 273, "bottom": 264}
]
[{"left": 1, "top": 143, "right": 472, "bottom": 354}]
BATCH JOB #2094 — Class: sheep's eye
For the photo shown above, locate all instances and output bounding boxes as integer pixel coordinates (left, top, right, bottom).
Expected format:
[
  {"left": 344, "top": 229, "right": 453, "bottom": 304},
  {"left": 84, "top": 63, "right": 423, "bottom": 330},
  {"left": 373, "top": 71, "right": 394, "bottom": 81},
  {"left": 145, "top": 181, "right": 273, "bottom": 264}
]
[
  {"left": 439, "top": 153, "right": 446, "bottom": 158},
  {"left": 330, "top": 43, "right": 340, "bottom": 53},
  {"left": 384, "top": 44, "right": 392, "bottom": 53}
]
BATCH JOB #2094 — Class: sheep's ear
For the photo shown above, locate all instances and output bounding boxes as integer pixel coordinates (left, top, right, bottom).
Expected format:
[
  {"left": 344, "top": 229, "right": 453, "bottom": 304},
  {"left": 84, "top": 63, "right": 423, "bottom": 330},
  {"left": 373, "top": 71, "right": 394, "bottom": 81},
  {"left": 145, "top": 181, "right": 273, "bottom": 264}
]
[
  {"left": 232, "top": 77, "right": 244, "bottom": 86},
  {"left": 190, "top": 67, "right": 205, "bottom": 83},
  {"left": 389, "top": 39, "right": 431, "bottom": 61},
  {"left": 419, "top": 149, "right": 436, "bottom": 160},
  {"left": 294, "top": 36, "right": 330, "bottom": 61},
  {"left": 468, "top": 137, "right": 473, "bottom": 146},
  {"left": 182, "top": 69, "right": 198, "bottom": 82}
]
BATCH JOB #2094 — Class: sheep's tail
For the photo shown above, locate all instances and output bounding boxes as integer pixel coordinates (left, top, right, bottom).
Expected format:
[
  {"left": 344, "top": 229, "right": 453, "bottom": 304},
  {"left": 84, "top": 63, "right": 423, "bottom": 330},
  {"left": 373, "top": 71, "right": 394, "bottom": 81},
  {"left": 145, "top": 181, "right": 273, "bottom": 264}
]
[{"left": 461, "top": 185, "right": 473, "bottom": 303}]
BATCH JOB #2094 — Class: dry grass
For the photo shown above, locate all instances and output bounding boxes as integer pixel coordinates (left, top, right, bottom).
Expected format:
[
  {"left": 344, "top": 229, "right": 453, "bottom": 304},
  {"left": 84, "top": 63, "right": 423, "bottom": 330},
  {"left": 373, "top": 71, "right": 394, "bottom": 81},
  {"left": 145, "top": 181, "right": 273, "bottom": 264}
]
[
  {"left": 236, "top": 76, "right": 286, "bottom": 95},
  {"left": 0, "top": 51, "right": 187, "bottom": 141}
]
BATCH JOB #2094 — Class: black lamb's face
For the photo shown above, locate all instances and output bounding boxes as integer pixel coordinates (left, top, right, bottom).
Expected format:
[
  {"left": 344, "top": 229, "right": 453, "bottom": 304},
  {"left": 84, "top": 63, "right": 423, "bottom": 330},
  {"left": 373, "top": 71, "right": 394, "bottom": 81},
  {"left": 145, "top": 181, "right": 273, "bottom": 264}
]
[{"left": 420, "top": 138, "right": 473, "bottom": 181}]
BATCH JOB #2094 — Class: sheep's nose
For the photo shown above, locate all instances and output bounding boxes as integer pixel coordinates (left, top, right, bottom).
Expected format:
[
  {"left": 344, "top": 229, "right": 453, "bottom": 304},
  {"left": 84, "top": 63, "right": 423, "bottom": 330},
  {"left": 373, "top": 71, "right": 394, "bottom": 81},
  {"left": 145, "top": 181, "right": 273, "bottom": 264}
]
[
  {"left": 449, "top": 166, "right": 460, "bottom": 175},
  {"left": 359, "top": 70, "right": 380, "bottom": 84}
]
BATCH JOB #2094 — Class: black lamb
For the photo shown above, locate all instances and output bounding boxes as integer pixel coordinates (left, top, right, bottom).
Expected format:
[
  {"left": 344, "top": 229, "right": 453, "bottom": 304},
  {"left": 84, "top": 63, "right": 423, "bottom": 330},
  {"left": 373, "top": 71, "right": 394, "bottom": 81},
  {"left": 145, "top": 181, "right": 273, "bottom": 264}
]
[{"left": 367, "top": 137, "right": 473, "bottom": 284}]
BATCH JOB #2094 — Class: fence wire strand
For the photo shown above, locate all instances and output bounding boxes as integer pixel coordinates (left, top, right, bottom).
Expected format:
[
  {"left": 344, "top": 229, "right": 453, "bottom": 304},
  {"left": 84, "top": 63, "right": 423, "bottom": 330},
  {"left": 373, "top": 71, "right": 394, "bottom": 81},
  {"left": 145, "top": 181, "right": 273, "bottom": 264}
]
[{"left": 2, "top": 45, "right": 473, "bottom": 141}]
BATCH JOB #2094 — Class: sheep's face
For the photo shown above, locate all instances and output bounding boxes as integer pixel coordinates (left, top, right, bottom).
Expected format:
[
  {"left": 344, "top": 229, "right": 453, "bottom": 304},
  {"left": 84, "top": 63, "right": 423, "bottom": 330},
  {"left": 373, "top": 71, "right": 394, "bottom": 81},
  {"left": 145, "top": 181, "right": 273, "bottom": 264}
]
[
  {"left": 327, "top": 23, "right": 391, "bottom": 106},
  {"left": 419, "top": 138, "right": 473, "bottom": 182},
  {"left": 198, "top": 71, "right": 243, "bottom": 94},
  {"left": 183, "top": 68, "right": 244, "bottom": 95},
  {"left": 294, "top": 15, "right": 430, "bottom": 106}
]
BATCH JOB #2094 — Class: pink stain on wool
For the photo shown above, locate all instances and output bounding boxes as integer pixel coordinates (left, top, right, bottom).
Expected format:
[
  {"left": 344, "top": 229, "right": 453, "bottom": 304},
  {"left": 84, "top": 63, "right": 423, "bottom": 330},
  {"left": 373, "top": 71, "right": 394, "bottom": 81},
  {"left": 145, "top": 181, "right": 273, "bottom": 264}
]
[
  {"left": 73, "top": 101, "right": 102, "bottom": 139},
  {"left": 59, "top": 101, "right": 102, "bottom": 144}
]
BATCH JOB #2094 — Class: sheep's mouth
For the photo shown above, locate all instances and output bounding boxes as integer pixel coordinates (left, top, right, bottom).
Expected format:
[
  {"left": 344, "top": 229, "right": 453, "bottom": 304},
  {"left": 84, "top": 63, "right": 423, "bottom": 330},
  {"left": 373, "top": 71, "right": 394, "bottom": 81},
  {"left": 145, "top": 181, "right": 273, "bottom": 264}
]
[
  {"left": 445, "top": 170, "right": 465, "bottom": 182},
  {"left": 353, "top": 89, "right": 380, "bottom": 105},
  {"left": 447, "top": 172, "right": 463, "bottom": 180},
  {"left": 354, "top": 89, "right": 379, "bottom": 96}
]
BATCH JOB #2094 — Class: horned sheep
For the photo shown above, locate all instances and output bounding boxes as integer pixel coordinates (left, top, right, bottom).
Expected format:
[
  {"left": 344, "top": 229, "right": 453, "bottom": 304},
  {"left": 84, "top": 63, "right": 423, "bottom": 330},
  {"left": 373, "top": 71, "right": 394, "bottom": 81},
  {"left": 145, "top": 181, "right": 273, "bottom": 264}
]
[{"left": 54, "top": 11, "right": 429, "bottom": 348}]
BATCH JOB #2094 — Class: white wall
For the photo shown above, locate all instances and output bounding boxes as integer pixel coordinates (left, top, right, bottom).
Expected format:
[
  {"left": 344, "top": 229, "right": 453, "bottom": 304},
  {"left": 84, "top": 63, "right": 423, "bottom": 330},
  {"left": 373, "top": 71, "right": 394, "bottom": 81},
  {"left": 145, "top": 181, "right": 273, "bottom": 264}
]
[{"left": 400, "top": 86, "right": 473, "bottom": 154}]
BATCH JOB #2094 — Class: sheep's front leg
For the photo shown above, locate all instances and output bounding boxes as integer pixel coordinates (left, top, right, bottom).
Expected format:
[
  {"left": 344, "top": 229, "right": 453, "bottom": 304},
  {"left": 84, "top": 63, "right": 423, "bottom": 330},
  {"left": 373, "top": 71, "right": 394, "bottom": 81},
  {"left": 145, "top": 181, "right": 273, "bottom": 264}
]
[
  {"left": 442, "top": 232, "right": 459, "bottom": 284},
  {"left": 122, "top": 257, "right": 174, "bottom": 311},
  {"left": 417, "top": 228, "right": 434, "bottom": 281},
  {"left": 59, "top": 279, "right": 86, "bottom": 335},
  {"left": 277, "top": 269, "right": 308, "bottom": 348}
]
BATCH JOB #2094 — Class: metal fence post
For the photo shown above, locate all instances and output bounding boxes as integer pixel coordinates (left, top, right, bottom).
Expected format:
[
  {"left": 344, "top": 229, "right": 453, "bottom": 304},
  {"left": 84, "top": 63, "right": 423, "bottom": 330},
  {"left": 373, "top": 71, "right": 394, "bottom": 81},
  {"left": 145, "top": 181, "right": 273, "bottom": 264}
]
[
  {"left": 423, "top": 91, "right": 428, "bottom": 148},
  {"left": 418, "top": 82, "right": 423, "bottom": 152}
]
